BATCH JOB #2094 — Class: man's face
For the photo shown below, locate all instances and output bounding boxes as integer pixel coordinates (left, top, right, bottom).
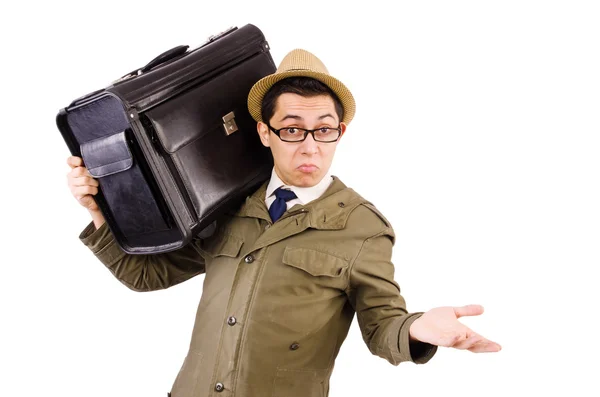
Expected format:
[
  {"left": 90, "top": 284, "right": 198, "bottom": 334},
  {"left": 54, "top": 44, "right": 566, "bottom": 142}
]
[{"left": 257, "top": 93, "right": 346, "bottom": 188}]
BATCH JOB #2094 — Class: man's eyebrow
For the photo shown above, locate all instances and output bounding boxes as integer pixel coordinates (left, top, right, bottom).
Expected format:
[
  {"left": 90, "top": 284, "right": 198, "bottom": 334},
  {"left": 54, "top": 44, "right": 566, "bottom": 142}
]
[
  {"left": 278, "top": 113, "right": 336, "bottom": 122},
  {"left": 279, "top": 115, "right": 303, "bottom": 122},
  {"left": 318, "top": 113, "right": 336, "bottom": 121}
]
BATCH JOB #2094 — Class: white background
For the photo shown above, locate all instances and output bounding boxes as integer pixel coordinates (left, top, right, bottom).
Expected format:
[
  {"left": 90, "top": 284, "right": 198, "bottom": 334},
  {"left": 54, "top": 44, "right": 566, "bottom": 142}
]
[{"left": 1, "top": 1, "right": 599, "bottom": 396}]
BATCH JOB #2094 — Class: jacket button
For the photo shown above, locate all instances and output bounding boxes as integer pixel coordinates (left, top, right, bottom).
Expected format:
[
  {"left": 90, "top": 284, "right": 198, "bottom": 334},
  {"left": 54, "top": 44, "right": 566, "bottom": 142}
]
[
  {"left": 338, "top": 202, "right": 345, "bottom": 207},
  {"left": 215, "top": 382, "right": 224, "bottom": 392},
  {"left": 227, "top": 316, "right": 237, "bottom": 326},
  {"left": 244, "top": 255, "right": 254, "bottom": 263},
  {"left": 290, "top": 342, "right": 300, "bottom": 350}
]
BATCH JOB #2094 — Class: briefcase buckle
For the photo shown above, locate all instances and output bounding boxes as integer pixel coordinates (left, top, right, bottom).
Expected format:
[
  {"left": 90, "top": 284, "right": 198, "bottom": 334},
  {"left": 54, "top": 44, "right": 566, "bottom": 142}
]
[{"left": 223, "top": 111, "right": 238, "bottom": 135}]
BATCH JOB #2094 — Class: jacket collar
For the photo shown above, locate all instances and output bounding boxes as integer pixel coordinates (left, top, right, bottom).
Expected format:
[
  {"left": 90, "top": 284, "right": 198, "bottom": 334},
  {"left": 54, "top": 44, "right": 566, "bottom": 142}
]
[{"left": 235, "top": 175, "right": 366, "bottom": 230}]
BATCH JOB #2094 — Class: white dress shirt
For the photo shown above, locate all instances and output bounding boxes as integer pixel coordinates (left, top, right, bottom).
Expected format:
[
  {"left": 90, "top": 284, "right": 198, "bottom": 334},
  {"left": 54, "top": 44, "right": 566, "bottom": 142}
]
[{"left": 265, "top": 167, "right": 333, "bottom": 211}]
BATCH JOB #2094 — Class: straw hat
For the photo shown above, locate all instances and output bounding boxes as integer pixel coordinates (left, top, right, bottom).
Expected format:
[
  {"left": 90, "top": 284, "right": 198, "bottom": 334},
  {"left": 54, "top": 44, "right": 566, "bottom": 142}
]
[{"left": 247, "top": 48, "right": 356, "bottom": 124}]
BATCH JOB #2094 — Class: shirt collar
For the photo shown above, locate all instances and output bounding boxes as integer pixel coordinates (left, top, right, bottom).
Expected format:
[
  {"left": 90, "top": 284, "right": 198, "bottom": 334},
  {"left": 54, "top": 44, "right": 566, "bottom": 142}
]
[
  {"left": 236, "top": 175, "right": 369, "bottom": 231},
  {"left": 265, "top": 167, "right": 333, "bottom": 205}
]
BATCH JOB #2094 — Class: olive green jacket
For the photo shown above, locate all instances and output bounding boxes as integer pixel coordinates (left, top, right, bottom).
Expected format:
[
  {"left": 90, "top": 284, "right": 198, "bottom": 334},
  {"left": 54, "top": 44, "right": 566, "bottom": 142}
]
[{"left": 79, "top": 176, "right": 437, "bottom": 397}]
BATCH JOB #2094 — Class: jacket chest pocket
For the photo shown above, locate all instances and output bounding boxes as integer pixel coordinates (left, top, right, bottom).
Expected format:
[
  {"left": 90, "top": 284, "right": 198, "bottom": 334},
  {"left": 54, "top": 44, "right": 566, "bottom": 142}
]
[
  {"left": 197, "top": 233, "right": 245, "bottom": 290},
  {"left": 281, "top": 246, "right": 350, "bottom": 289},
  {"left": 198, "top": 233, "right": 244, "bottom": 260},
  {"left": 262, "top": 247, "right": 350, "bottom": 343}
]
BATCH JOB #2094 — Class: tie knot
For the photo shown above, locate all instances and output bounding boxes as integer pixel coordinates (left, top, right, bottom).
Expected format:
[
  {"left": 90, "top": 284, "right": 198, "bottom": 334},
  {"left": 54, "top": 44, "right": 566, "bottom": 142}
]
[{"left": 274, "top": 187, "right": 297, "bottom": 202}]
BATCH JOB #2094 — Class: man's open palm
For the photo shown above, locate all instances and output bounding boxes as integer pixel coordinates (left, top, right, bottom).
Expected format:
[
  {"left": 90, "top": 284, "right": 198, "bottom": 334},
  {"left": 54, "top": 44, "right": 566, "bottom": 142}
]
[{"left": 409, "top": 305, "right": 502, "bottom": 353}]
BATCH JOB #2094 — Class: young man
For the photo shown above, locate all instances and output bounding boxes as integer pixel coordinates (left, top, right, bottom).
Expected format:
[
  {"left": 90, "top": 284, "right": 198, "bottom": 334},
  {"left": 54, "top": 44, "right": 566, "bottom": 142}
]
[{"left": 67, "top": 48, "right": 501, "bottom": 397}]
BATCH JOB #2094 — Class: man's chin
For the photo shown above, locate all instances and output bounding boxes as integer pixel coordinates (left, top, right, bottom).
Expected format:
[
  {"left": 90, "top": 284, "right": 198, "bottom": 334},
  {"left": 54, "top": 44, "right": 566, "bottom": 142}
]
[{"left": 293, "top": 171, "right": 322, "bottom": 187}]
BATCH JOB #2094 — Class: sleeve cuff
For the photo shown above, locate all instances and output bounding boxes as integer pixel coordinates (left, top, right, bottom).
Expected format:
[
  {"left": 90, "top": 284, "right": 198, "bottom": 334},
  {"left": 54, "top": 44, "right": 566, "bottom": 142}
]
[
  {"left": 78, "top": 220, "right": 125, "bottom": 265},
  {"left": 399, "top": 312, "right": 438, "bottom": 364}
]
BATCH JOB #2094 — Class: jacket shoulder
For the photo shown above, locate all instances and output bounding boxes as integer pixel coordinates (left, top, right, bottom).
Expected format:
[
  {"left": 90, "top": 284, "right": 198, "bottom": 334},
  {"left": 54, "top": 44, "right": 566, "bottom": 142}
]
[
  {"left": 344, "top": 188, "right": 395, "bottom": 240},
  {"left": 360, "top": 201, "right": 392, "bottom": 229}
]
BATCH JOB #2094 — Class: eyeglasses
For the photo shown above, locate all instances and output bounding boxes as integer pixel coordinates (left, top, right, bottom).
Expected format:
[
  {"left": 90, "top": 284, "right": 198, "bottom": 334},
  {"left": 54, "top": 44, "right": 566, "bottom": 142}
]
[{"left": 267, "top": 123, "right": 342, "bottom": 143}]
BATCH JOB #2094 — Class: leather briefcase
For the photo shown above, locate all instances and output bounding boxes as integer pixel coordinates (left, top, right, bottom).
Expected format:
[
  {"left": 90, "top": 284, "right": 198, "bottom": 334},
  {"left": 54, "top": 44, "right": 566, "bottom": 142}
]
[{"left": 56, "top": 24, "right": 276, "bottom": 254}]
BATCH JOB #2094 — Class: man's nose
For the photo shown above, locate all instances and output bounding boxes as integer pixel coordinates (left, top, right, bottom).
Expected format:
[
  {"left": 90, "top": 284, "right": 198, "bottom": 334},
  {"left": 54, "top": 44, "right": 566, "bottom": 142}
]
[{"left": 300, "top": 133, "right": 318, "bottom": 154}]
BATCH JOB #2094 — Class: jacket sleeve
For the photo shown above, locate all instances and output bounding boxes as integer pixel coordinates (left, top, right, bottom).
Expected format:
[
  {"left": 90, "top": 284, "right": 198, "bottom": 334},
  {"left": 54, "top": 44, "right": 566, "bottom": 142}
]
[
  {"left": 345, "top": 227, "right": 437, "bottom": 365},
  {"left": 78, "top": 220, "right": 206, "bottom": 292}
]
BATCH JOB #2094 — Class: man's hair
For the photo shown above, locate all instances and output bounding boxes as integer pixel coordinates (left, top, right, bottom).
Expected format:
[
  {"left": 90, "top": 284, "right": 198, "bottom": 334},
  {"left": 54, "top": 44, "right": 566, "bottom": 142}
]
[{"left": 260, "top": 77, "right": 344, "bottom": 124}]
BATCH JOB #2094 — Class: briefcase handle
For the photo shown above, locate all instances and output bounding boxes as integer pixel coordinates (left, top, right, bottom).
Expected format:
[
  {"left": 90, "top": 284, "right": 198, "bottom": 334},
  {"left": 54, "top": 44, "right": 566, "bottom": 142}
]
[
  {"left": 112, "top": 44, "right": 189, "bottom": 84},
  {"left": 131, "top": 27, "right": 237, "bottom": 76},
  {"left": 139, "top": 45, "right": 189, "bottom": 74},
  {"left": 111, "top": 26, "right": 238, "bottom": 85}
]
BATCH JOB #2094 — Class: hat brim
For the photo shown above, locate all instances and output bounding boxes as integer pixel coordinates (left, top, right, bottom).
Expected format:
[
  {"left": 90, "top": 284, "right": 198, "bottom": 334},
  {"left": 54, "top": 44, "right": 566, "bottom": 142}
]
[{"left": 247, "top": 69, "right": 356, "bottom": 125}]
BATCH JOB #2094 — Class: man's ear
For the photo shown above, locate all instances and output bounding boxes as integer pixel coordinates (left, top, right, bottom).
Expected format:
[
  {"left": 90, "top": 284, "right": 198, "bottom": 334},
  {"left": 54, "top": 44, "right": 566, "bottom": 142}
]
[
  {"left": 257, "top": 122, "right": 271, "bottom": 147},
  {"left": 338, "top": 122, "right": 347, "bottom": 139}
]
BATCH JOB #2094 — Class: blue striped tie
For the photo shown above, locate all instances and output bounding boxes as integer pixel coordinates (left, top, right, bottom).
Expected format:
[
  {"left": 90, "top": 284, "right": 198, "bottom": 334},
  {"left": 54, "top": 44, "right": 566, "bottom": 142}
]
[{"left": 269, "top": 187, "right": 297, "bottom": 222}]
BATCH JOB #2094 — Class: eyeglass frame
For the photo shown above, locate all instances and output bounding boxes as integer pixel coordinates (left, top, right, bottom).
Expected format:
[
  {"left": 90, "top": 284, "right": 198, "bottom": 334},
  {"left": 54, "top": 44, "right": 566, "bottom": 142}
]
[{"left": 266, "top": 123, "right": 342, "bottom": 143}]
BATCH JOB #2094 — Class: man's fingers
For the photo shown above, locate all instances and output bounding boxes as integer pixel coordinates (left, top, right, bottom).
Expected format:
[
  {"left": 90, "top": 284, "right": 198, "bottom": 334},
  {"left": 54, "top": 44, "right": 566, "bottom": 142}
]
[
  {"left": 68, "top": 165, "right": 93, "bottom": 178},
  {"left": 71, "top": 185, "right": 98, "bottom": 198},
  {"left": 67, "top": 156, "right": 83, "bottom": 168},
  {"left": 446, "top": 329, "right": 502, "bottom": 352},
  {"left": 71, "top": 176, "right": 99, "bottom": 188},
  {"left": 468, "top": 340, "right": 502, "bottom": 353},
  {"left": 452, "top": 333, "right": 480, "bottom": 350},
  {"left": 453, "top": 304, "right": 484, "bottom": 318}
]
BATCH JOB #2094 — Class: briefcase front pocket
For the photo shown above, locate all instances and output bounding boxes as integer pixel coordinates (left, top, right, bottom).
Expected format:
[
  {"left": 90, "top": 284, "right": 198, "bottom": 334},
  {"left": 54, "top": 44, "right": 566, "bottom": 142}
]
[{"left": 79, "top": 129, "right": 171, "bottom": 238}]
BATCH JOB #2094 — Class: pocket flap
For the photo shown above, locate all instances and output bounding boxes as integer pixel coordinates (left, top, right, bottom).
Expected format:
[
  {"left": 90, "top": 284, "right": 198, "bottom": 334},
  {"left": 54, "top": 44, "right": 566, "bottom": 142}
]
[
  {"left": 283, "top": 247, "right": 349, "bottom": 277},
  {"left": 80, "top": 130, "right": 133, "bottom": 178},
  {"left": 201, "top": 234, "right": 244, "bottom": 258}
]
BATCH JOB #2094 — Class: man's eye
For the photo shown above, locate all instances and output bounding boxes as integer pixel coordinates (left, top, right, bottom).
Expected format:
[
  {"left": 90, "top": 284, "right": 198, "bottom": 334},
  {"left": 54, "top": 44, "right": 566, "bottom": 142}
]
[
  {"left": 318, "top": 128, "right": 330, "bottom": 133},
  {"left": 285, "top": 128, "right": 298, "bottom": 134}
]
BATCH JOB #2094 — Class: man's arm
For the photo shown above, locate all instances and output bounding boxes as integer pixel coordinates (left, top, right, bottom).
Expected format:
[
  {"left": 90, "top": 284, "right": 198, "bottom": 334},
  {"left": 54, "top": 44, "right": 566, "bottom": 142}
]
[
  {"left": 344, "top": 227, "right": 437, "bottom": 366},
  {"left": 67, "top": 154, "right": 206, "bottom": 292},
  {"left": 345, "top": 225, "right": 501, "bottom": 361},
  {"left": 79, "top": 214, "right": 206, "bottom": 292}
]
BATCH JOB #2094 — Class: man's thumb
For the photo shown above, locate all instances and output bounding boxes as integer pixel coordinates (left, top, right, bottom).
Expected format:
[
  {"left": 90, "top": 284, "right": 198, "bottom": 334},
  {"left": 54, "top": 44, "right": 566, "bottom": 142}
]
[{"left": 453, "top": 304, "right": 484, "bottom": 318}]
